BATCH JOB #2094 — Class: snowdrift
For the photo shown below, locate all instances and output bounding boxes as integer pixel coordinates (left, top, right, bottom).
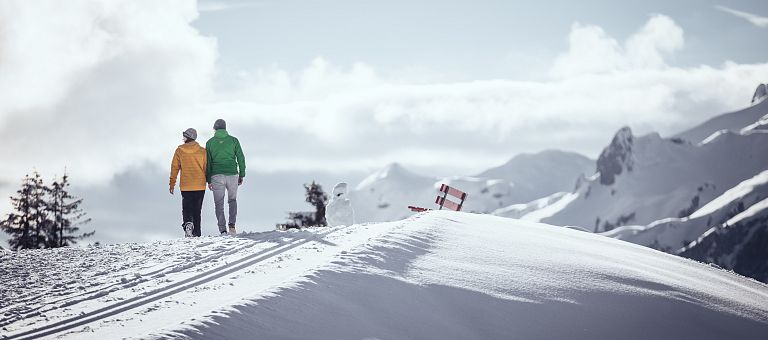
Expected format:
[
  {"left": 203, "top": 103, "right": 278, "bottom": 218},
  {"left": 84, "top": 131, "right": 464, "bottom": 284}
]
[{"left": 3, "top": 211, "right": 767, "bottom": 339}]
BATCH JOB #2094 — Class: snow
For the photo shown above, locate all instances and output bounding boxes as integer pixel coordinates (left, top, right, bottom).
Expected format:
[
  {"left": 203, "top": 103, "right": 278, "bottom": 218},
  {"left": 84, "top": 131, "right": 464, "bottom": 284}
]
[
  {"left": 540, "top": 125, "right": 768, "bottom": 231},
  {"left": 349, "top": 163, "right": 438, "bottom": 222},
  {"left": 491, "top": 192, "right": 568, "bottom": 218},
  {"left": 690, "top": 170, "right": 768, "bottom": 219},
  {"left": 674, "top": 96, "right": 768, "bottom": 144},
  {"left": 726, "top": 197, "right": 768, "bottom": 226},
  {"left": 519, "top": 192, "right": 579, "bottom": 222},
  {"left": 349, "top": 150, "right": 594, "bottom": 223},
  {"left": 603, "top": 169, "right": 768, "bottom": 253},
  {"left": 325, "top": 182, "right": 355, "bottom": 227},
  {"left": 681, "top": 197, "right": 768, "bottom": 254},
  {"left": 753, "top": 84, "right": 767, "bottom": 105},
  {"left": 740, "top": 113, "right": 768, "bottom": 133},
  {"left": 700, "top": 129, "right": 730, "bottom": 145},
  {"left": 2, "top": 211, "right": 768, "bottom": 339},
  {"left": 475, "top": 149, "right": 594, "bottom": 202}
]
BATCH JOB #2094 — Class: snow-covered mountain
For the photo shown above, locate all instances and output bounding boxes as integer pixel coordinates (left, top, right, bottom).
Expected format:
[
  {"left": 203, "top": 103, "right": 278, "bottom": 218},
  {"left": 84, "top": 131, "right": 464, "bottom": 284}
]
[
  {"left": 500, "top": 87, "right": 768, "bottom": 283},
  {"left": 2, "top": 211, "right": 767, "bottom": 339},
  {"left": 680, "top": 198, "right": 768, "bottom": 283},
  {"left": 348, "top": 163, "right": 438, "bottom": 222},
  {"left": 475, "top": 149, "right": 594, "bottom": 202},
  {"left": 674, "top": 91, "right": 768, "bottom": 144},
  {"left": 349, "top": 150, "right": 593, "bottom": 223},
  {"left": 753, "top": 83, "right": 767, "bottom": 105},
  {"left": 345, "top": 86, "right": 768, "bottom": 284},
  {"left": 598, "top": 169, "right": 768, "bottom": 282},
  {"left": 352, "top": 89, "right": 768, "bottom": 233},
  {"left": 538, "top": 116, "right": 768, "bottom": 232},
  {"left": 602, "top": 170, "right": 768, "bottom": 252}
]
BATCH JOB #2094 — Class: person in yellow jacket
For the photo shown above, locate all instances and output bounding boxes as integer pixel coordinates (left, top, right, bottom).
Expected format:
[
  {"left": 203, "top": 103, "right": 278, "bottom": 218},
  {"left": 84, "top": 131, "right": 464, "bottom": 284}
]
[{"left": 169, "top": 128, "right": 208, "bottom": 237}]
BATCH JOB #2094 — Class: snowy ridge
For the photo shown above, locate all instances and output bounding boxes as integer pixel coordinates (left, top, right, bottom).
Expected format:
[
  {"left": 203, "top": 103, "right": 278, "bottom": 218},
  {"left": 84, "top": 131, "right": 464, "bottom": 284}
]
[
  {"left": 349, "top": 150, "right": 593, "bottom": 223},
  {"left": 475, "top": 149, "right": 593, "bottom": 202},
  {"left": 684, "top": 198, "right": 768, "bottom": 253},
  {"left": 680, "top": 200, "right": 768, "bottom": 283},
  {"left": 349, "top": 163, "right": 438, "bottom": 222},
  {"left": 740, "top": 113, "right": 768, "bottom": 133},
  {"left": 691, "top": 170, "right": 768, "bottom": 219},
  {"left": 540, "top": 124, "right": 768, "bottom": 232},
  {"left": 601, "top": 170, "right": 768, "bottom": 252},
  {"left": 674, "top": 92, "right": 768, "bottom": 144},
  {"left": 492, "top": 192, "right": 569, "bottom": 219},
  {"left": 753, "top": 83, "right": 767, "bottom": 105},
  {"left": 4, "top": 211, "right": 768, "bottom": 339}
]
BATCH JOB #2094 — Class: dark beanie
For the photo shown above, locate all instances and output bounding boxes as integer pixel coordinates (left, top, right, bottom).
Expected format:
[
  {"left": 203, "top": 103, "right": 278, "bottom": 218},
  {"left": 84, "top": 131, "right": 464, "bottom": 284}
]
[
  {"left": 213, "top": 119, "right": 226, "bottom": 130},
  {"left": 183, "top": 128, "right": 197, "bottom": 141}
]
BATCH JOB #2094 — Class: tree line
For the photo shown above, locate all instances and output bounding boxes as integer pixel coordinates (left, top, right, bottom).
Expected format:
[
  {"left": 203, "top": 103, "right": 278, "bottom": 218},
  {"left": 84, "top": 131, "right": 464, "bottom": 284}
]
[{"left": 0, "top": 171, "right": 94, "bottom": 250}]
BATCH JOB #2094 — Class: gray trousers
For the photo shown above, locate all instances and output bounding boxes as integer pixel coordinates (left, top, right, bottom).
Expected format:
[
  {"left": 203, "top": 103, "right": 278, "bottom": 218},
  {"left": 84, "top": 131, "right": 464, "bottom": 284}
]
[{"left": 211, "top": 174, "right": 239, "bottom": 232}]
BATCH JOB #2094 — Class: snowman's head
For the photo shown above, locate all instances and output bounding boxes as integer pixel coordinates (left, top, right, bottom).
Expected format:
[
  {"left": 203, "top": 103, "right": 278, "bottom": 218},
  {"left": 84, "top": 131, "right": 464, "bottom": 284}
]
[{"left": 332, "top": 182, "right": 348, "bottom": 199}]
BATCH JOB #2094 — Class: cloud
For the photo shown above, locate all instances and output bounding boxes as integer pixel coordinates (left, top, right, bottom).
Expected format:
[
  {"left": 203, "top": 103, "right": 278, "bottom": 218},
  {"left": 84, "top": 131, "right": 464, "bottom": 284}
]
[
  {"left": 202, "top": 15, "right": 765, "bottom": 174},
  {"left": 716, "top": 5, "right": 768, "bottom": 28},
  {"left": 0, "top": 0, "right": 217, "bottom": 183},
  {"left": 198, "top": 0, "right": 265, "bottom": 12},
  {"left": 550, "top": 15, "right": 684, "bottom": 78}
]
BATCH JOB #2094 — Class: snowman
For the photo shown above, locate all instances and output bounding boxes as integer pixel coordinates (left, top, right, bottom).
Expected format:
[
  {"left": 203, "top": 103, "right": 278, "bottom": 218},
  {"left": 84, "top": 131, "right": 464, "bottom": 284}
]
[{"left": 325, "top": 182, "right": 355, "bottom": 227}]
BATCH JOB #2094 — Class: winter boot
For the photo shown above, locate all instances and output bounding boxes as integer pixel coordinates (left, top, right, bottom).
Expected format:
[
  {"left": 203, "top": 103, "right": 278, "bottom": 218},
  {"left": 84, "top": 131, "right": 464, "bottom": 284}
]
[
  {"left": 183, "top": 222, "right": 194, "bottom": 238},
  {"left": 228, "top": 223, "right": 237, "bottom": 235}
]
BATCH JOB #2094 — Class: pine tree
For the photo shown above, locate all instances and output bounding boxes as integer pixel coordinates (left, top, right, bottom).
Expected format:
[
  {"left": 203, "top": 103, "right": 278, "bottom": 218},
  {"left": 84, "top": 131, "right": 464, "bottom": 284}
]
[
  {"left": 277, "top": 181, "right": 329, "bottom": 229},
  {"left": 45, "top": 173, "right": 93, "bottom": 248},
  {"left": 28, "top": 171, "right": 51, "bottom": 249},
  {"left": 0, "top": 172, "right": 49, "bottom": 250},
  {"left": 1, "top": 171, "right": 94, "bottom": 250},
  {"left": 304, "top": 181, "right": 328, "bottom": 227}
]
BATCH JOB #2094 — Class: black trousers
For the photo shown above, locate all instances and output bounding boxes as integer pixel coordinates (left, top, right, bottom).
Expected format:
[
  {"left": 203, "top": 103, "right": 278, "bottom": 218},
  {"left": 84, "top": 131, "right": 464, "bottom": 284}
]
[{"left": 182, "top": 190, "right": 205, "bottom": 237}]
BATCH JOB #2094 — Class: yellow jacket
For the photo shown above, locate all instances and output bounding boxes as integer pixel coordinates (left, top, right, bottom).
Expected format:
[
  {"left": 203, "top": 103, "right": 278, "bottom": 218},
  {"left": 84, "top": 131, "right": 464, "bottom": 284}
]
[{"left": 170, "top": 141, "right": 208, "bottom": 191}]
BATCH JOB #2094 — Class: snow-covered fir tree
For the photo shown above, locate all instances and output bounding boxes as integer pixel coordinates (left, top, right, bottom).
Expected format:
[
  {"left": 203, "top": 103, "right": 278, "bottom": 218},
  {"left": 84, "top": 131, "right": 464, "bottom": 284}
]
[
  {"left": 1, "top": 172, "right": 49, "bottom": 250},
  {"left": 0, "top": 171, "right": 94, "bottom": 250},
  {"left": 45, "top": 173, "right": 94, "bottom": 248}
]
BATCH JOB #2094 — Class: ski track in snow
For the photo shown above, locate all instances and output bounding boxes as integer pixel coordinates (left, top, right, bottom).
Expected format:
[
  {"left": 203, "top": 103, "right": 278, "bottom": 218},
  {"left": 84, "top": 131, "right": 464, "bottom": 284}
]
[
  {"left": 0, "top": 222, "right": 386, "bottom": 340},
  {"left": 2, "top": 212, "right": 768, "bottom": 339},
  {"left": 1, "top": 233, "right": 273, "bottom": 324}
]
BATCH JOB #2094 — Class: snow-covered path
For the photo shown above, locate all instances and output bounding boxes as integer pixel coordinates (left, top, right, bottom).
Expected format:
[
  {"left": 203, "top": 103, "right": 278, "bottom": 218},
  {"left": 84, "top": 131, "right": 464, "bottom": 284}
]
[
  {"left": 2, "top": 211, "right": 768, "bottom": 339},
  {"left": 1, "top": 222, "right": 404, "bottom": 339}
]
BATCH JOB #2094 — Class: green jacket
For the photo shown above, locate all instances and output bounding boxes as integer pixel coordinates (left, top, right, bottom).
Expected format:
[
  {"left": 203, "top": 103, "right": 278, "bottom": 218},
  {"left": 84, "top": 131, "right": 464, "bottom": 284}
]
[{"left": 206, "top": 129, "right": 246, "bottom": 182}]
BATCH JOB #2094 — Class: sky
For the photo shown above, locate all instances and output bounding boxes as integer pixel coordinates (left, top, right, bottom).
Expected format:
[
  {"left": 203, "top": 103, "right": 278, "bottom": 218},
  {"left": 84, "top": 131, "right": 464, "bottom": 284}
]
[{"left": 0, "top": 0, "right": 767, "bottom": 244}]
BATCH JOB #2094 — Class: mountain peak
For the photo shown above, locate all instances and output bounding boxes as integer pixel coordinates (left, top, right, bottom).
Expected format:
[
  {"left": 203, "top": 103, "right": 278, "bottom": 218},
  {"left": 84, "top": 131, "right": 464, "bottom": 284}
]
[
  {"left": 374, "top": 162, "right": 418, "bottom": 181},
  {"left": 355, "top": 162, "right": 431, "bottom": 191},
  {"left": 596, "top": 126, "right": 635, "bottom": 185},
  {"left": 382, "top": 162, "right": 405, "bottom": 175},
  {"left": 753, "top": 83, "right": 767, "bottom": 105}
]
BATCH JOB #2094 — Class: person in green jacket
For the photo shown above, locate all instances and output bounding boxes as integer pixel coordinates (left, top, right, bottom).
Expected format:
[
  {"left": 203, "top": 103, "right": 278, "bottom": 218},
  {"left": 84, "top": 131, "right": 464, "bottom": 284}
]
[{"left": 206, "top": 119, "right": 246, "bottom": 235}]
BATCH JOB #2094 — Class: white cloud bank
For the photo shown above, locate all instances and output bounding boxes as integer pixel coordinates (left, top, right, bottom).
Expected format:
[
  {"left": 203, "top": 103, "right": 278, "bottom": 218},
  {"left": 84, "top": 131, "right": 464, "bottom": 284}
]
[
  {"left": 0, "top": 2, "right": 766, "bottom": 189},
  {"left": 209, "top": 14, "right": 767, "bottom": 174},
  {"left": 0, "top": 0, "right": 217, "bottom": 183}
]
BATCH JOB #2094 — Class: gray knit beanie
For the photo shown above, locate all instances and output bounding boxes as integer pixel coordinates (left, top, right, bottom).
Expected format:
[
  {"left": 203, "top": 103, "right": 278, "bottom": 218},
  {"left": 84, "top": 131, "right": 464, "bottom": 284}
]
[
  {"left": 213, "top": 119, "right": 226, "bottom": 130},
  {"left": 182, "top": 128, "right": 197, "bottom": 141}
]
